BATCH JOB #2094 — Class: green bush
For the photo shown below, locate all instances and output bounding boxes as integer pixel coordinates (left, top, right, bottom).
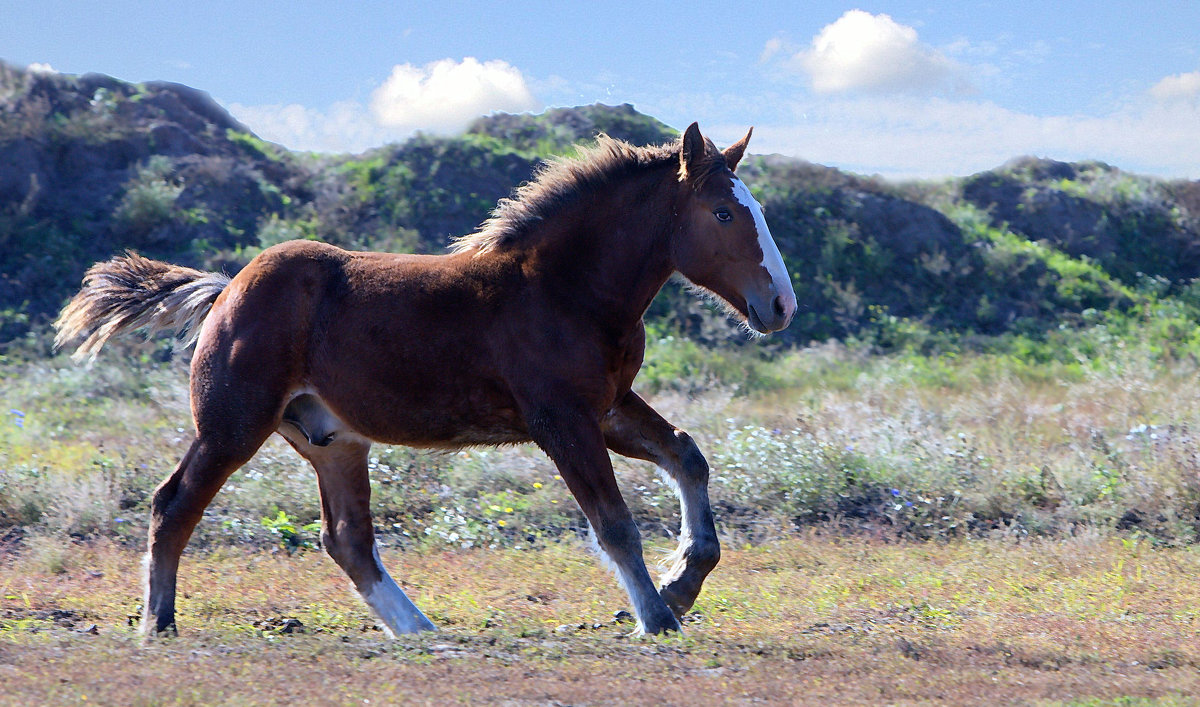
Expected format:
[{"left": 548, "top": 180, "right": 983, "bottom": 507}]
[{"left": 112, "top": 156, "right": 184, "bottom": 236}]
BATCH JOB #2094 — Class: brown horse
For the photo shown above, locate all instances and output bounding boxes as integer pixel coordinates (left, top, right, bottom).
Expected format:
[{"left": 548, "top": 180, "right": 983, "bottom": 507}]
[{"left": 55, "top": 123, "right": 796, "bottom": 637}]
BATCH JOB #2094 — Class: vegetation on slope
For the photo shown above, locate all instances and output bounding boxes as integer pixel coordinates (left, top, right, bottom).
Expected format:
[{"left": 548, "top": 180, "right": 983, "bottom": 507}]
[{"left": 3, "top": 61, "right": 1200, "bottom": 354}]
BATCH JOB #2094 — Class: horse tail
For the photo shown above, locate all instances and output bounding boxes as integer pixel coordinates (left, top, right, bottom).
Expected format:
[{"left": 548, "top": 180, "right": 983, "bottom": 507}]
[{"left": 54, "top": 251, "right": 231, "bottom": 361}]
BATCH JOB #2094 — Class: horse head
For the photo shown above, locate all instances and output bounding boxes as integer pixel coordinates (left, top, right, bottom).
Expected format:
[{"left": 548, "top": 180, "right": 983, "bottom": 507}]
[{"left": 671, "top": 123, "right": 797, "bottom": 334}]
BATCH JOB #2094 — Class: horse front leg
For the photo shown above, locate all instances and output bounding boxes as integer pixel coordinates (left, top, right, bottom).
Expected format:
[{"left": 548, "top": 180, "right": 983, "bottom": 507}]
[
  {"left": 602, "top": 392, "right": 720, "bottom": 619},
  {"left": 523, "top": 398, "right": 681, "bottom": 635}
]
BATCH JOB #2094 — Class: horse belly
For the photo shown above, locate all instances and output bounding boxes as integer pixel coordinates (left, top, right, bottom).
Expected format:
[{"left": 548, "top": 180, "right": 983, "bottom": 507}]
[
  {"left": 311, "top": 371, "right": 530, "bottom": 449},
  {"left": 299, "top": 261, "right": 547, "bottom": 447}
]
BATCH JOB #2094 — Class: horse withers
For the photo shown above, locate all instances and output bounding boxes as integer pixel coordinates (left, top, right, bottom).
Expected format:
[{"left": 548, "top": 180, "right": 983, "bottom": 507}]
[{"left": 55, "top": 123, "right": 797, "bottom": 637}]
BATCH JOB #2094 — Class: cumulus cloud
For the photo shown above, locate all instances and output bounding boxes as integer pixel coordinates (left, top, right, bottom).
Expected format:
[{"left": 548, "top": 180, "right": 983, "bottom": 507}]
[
  {"left": 227, "top": 57, "right": 540, "bottom": 154},
  {"left": 793, "top": 10, "right": 965, "bottom": 94},
  {"left": 26, "top": 62, "right": 56, "bottom": 74},
  {"left": 370, "top": 57, "right": 539, "bottom": 132},
  {"left": 1149, "top": 71, "right": 1200, "bottom": 102}
]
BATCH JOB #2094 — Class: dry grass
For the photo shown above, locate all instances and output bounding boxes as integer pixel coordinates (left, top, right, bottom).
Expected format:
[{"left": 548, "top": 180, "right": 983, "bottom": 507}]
[{"left": 2, "top": 535, "right": 1199, "bottom": 706}]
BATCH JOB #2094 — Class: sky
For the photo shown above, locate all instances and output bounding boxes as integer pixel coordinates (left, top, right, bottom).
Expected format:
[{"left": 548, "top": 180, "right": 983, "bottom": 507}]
[{"left": 3, "top": 1, "right": 1199, "bottom": 179}]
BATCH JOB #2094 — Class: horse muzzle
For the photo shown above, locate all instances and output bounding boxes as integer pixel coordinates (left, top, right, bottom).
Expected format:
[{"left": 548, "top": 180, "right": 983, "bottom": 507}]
[{"left": 746, "top": 288, "right": 797, "bottom": 334}]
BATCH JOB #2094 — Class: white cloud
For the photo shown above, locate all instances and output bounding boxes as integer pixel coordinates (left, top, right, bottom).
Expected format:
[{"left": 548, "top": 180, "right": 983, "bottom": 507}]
[
  {"left": 1149, "top": 71, "right": 1200, "bottom": 102},
  {"left": 750, "top": 93, "right": 1200, "bottom": 179},
  {"left": 794, "top": 10, "right": 965, "bottom": 94},
  {"left": 26, "top": 62, "right": 56, "bottom": 74},
  {"left": 226, "top": 57, "right": 540, "bottom": 154},
  {"left": 370, "top": 57, "right": 539, "bottom": 133}
]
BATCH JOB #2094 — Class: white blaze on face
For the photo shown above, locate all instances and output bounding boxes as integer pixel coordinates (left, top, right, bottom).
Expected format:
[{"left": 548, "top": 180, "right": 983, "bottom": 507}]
[{"left": 730, "top": 177, "right": 793, "bottom": 297}]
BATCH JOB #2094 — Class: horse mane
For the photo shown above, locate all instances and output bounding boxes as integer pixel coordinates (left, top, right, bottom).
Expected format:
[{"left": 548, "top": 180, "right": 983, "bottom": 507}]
[{"left": 450, "top": 133, "right": 726, "bottom": 255}]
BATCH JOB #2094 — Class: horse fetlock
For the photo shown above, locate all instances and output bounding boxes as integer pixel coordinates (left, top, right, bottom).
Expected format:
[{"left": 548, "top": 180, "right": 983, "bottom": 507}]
[
  {"left": 657, "top": 576, "right": 700, "bottom": 614},
  {"left": 629, "top": 584, "right": 684, "bottom": 635},
  {"left": 359, "top": 569, "right": 438, "bottom": 635},
  {"left": 661, "top": 535, "right": 720, "bottom": 580},
  {"left": 658, "top": 541, "right": 719, "bottom": 617},
  {"left": 686, "top": 535, "right": 721, "bottom": 571},
  {"left": 147, "top": 619, "right": 178, "bottom": 638},
  {"left": 141, "top": 603, "right": 178, "bottom": 637}
]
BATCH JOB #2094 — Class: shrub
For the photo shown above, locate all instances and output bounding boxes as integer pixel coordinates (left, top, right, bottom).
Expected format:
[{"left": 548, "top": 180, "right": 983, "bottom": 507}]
[{"left": 112, "top": 156, "right": 184, "bottom": 236}]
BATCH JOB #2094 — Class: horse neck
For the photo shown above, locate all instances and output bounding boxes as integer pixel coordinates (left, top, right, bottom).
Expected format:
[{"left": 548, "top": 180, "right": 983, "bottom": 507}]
[{"left": 532, "top": 165, "right": 680, "bottom": 333}]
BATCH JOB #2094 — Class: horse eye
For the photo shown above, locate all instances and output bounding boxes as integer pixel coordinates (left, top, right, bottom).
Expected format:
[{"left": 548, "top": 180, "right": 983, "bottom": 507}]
[{"left": 714, "top": 208, "right": 733, "bottom": 223}]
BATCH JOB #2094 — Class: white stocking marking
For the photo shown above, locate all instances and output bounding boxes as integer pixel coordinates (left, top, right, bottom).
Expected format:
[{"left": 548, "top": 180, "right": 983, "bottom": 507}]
[{"left": 360, "top": 544, "right": 436, "bottom": 636}]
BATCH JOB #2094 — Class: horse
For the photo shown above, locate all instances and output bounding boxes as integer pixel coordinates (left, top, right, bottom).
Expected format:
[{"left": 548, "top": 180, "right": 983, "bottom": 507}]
[{"left": 54, "top": 123, "right": 797, "bottom": 637}]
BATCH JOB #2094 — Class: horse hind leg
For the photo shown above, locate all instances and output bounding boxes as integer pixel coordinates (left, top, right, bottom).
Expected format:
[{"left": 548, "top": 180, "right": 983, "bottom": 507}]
[
  {"left": 654, "top": 446, "right": 720, "bottom": 618},
  {"left": 144, "top": 434, "right": 267, "bottom": 636},
  {"left": 282, "top": 426, "right": 435, "bottom": 636},
  {"left": 146, "top": 299, "right": 305, "bottom": 636}
]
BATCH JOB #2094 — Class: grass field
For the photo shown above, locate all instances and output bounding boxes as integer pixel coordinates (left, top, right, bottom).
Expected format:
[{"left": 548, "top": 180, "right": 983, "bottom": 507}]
[
  {"left": 3, "top": 536, "right": 1200, "bottom": 706},
  {"left": 4, "top": 328, "right": 1200, "bottom": 705}
]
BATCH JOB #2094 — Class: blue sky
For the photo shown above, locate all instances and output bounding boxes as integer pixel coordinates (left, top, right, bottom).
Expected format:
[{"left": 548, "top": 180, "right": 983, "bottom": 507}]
[{"left": 3, "top": 1, "right": 1199, "bottom": 178}]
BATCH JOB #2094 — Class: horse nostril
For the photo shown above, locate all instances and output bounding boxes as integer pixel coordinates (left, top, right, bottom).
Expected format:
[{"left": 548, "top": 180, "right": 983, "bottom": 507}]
[{"left": 772, "top": 295, "right": 786, "bottom": 319}]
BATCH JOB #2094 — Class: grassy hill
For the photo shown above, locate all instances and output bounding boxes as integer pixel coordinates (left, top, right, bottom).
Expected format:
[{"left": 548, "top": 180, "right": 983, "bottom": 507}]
[{"left": 2, "top": 60, "right": 1200, "bottom": 354}]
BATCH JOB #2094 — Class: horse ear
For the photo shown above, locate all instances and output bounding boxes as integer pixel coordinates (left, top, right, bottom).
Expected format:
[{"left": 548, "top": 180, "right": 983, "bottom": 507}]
[
  {"left": 723, "top": 127, "right": 753, "bottom": 172},
  {"left": 679, "top": 122, "right": 705, "bottom": 182}
]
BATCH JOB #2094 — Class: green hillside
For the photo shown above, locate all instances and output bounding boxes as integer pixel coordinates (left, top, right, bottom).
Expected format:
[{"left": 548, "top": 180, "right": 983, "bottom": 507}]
[{"left": 2, "top": 61, "right": 1199, "bottom": 355}]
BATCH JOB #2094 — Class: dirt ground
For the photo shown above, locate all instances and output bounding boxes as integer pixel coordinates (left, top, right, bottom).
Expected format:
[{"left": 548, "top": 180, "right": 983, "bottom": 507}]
[{"left": 2, "top": 536, "right": 1199, "bottom": 706}]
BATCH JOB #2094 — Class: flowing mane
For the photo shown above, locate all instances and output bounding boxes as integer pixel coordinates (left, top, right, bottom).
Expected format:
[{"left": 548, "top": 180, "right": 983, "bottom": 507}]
[{"left": 450, "top": 133, "right": 724, "bottom": 255}]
